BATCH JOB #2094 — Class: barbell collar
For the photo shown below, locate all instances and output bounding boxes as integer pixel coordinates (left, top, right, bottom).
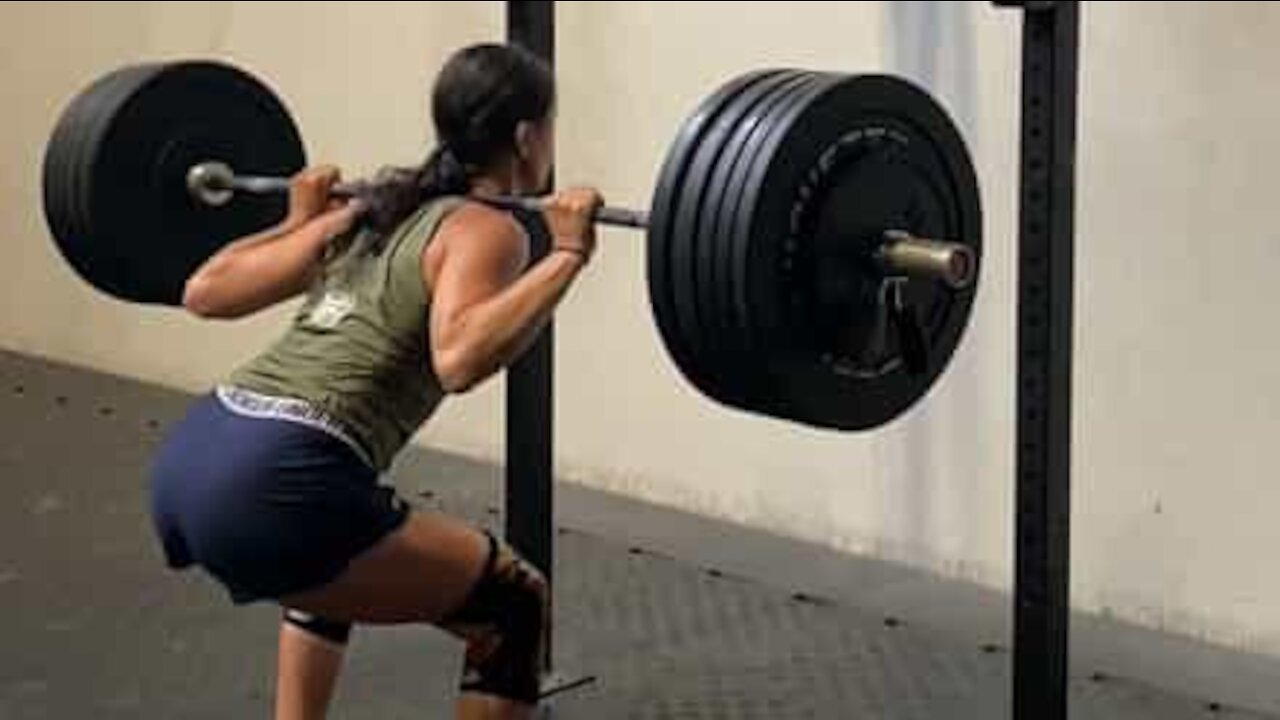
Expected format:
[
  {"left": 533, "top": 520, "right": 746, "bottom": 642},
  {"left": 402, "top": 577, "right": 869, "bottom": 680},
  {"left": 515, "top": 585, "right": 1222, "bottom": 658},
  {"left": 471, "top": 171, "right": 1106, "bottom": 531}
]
[{"left": 185, "top": 161, "right": 236, "bottom": 207}]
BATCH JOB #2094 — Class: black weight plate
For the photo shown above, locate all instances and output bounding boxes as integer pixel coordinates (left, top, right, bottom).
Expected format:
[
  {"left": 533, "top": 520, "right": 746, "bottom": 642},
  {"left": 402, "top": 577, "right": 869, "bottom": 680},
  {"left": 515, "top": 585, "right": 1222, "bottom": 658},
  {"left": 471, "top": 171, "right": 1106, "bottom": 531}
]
[
  {"left": 733, "top": 73, "right": 846, "bottom": 397},
  {"left": 44, "top": 65, "right": 163, "bottom": 295},
  {"left": 712, "top": 73, "right": 828, "bottom": 409},
  {"left": 43, "top": 60, "right": 306, "bottom": 305},
  {"left": 740, "top": 74, "right": 982, "bottom": 431},
  {"left": 646, "top": 69, "right": 785, "bottom": 403},
  {"left": 695, "top": 71, "right": 816, "bottom": 406},
  {"left": 72, "top": 66, "right": 184, "bottom": 289},
  {"left": 647, "top": 70, "right": 784, "bottom": 403},
  {"left": 805, "top": 123, "right": 954, "bottom": 375},
  {"left": 46, "top": 63, "right": 179, "bottom": 301},
  {"left": 669, "top": 71, "right": 801, "bottom": 405},
  {"left": 672, "top": 70, "right": 804, "bottom": 406},
  {"left": 721, "top": 72, "right": 845, "bottom": 418},
  {"left": 108, "top": 61, "right": 306, "bottom": 304}
]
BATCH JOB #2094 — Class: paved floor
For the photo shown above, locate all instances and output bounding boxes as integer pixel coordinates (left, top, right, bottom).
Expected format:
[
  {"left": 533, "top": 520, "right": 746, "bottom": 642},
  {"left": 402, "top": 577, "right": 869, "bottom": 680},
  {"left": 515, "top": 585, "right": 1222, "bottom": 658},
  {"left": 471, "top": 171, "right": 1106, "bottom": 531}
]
[{"left": 1, "top": 349, "right": 1274, "bottom": 718}]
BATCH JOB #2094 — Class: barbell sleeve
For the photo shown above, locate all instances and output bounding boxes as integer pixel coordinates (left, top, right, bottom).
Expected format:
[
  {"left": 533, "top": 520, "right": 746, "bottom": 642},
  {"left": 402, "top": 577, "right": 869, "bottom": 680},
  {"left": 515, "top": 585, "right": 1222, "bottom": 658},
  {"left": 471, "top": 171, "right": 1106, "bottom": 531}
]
[{"left": 878, "top": 230, "right": 977, "bottom": 290}]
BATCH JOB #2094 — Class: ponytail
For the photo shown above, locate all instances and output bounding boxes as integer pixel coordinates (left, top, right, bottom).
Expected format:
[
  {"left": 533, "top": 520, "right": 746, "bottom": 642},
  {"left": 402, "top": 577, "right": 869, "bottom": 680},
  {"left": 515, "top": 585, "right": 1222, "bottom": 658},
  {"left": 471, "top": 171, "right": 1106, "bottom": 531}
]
[
  {"left": 355, "top": 145, "right": 473, "bottom": 236},
  {"left": 349, "top": 43, "right": 554, "bottom": 244}
]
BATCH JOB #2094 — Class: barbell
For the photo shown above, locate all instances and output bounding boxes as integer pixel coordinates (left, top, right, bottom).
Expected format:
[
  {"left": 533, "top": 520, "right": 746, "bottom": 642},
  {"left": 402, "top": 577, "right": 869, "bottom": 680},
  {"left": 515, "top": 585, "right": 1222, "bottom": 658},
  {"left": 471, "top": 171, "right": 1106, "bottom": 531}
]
[
  {"left": 40, "top": 60, "right": 982, "bottom": 432},
  {"left": 184, "top": 161, "right": 973, "bottom": 289}
]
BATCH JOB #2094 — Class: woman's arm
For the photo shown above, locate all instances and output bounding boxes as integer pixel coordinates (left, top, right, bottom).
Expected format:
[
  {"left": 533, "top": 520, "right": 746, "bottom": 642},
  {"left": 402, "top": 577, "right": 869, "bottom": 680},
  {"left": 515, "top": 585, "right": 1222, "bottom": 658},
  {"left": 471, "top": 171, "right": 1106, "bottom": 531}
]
[
  {"left": 427, "top": 188, "right": 601, "bottom": 393},
  {"left": 182, "top": 166, "right": 360, "bottom": 319}
]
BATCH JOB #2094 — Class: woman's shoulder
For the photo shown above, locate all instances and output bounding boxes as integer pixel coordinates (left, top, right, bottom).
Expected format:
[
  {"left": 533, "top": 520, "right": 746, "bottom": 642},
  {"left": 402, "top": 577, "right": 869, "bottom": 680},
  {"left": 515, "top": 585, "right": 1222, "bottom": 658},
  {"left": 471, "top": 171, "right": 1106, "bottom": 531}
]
[{"left": 434, "top": 197, "right": 528, "bottom": 247}]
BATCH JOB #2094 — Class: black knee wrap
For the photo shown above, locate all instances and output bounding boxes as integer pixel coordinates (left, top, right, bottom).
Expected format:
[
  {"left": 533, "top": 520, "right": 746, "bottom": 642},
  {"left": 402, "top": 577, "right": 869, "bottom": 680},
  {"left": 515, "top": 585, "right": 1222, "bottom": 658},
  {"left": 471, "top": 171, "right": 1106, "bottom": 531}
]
[
  {"left": 440, "top": 532, "right": 548, "bottom": 704},
  {"left": 283, "top": 608, "right": 352, "bottom": 645}
]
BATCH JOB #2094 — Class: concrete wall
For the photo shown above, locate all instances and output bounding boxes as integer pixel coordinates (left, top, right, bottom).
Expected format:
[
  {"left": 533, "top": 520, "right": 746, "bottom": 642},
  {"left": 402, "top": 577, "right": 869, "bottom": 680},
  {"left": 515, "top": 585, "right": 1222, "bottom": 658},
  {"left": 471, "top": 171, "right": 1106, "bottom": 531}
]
[{"left": 3, "top": 1, "right": 1280, "bottom": 658}]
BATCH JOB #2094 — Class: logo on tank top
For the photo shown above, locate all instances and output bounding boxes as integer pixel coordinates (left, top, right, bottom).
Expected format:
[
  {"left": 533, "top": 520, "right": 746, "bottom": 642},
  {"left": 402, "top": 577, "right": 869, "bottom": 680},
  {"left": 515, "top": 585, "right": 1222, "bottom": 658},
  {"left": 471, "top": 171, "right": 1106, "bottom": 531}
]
[{"left": 307, "top": 290, "right": 357, "bottom": 329}]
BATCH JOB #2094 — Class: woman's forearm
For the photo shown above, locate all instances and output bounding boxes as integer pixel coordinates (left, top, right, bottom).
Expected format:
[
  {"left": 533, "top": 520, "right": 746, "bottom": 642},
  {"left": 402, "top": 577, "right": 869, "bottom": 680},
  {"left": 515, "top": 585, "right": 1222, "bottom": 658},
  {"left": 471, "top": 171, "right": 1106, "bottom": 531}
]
[
  {"left": 182, "top": 215, "right": 338, "bottom": 318},
  {"left": 439, "top": 249, "right": 585, "bottom": 390}
]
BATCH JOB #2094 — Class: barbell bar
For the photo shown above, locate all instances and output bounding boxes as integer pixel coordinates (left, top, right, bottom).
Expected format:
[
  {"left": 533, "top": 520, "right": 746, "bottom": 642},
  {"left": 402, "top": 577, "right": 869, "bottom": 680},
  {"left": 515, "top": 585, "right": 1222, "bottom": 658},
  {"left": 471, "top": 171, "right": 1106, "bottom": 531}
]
[{"left": 186, "top": 160, "right": 974, "bottom": 289}]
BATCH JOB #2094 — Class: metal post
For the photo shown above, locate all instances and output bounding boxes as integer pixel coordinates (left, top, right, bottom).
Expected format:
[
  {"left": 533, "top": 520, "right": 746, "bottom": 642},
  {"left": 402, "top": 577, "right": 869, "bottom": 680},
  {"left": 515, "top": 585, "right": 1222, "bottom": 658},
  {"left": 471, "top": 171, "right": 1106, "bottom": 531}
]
[
  {"left": 994, "top": 2, "right": 1081, "bottom": 719},
  {"left": 505, "top": 0, "right": 556, "bottom": 665}
]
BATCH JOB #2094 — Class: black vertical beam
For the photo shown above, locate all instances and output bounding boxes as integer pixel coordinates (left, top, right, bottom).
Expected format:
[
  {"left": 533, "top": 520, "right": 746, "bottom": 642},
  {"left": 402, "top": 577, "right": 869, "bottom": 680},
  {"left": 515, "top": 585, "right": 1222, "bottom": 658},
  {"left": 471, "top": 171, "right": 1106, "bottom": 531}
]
[
  {"left": 505, "top": 0, "right": 555, "bottom": 645},
  {"left": 995, "top": 2, "right": 1080, "bottom": 719}
]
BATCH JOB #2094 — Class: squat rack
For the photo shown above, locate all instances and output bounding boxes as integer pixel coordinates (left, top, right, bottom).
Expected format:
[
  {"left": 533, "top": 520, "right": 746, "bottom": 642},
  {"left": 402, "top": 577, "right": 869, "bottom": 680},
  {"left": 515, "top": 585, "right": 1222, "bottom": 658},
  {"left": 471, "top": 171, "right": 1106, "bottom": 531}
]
[{"left": 503, "top": 2, "right": 1080, "bottom": 718}]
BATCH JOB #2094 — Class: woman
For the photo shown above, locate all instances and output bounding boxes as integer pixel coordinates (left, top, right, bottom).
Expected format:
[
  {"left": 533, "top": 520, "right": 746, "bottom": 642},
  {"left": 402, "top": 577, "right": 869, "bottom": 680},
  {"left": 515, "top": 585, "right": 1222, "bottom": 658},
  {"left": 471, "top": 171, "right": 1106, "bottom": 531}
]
[{"left": 149, "top": 43, "right": 599, "bottom": 720}]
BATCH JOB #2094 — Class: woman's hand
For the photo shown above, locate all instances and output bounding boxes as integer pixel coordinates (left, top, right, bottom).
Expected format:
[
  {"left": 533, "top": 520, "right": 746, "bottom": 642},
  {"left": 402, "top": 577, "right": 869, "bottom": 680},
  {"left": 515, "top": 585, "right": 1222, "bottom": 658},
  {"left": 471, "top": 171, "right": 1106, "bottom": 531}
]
[
  {"left": 286, "top": 165, "right": 365, "bottom": 238},
  {"left": 541, "top": 186, "right": 603, "bottom": 263},
  {"left": 285, "top": 166, "right": 342, "bottom": 226}
]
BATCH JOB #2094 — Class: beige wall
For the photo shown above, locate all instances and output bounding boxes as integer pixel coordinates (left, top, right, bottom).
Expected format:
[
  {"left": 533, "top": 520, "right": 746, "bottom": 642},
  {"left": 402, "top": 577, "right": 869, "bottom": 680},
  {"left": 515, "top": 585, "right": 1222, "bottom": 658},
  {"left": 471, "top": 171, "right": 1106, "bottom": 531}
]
[
  {"left": 551, "top": 0, "right": 1018, "bottom": 605},
  {"left": 1075, "top": 2, "right": 1280, "bottom": 653},
  {"left": 0, "top": 1, "right": 511, "bottom": 451},
  {"left": 4, "top": 1, "right": 1280, "bottom": 657}
]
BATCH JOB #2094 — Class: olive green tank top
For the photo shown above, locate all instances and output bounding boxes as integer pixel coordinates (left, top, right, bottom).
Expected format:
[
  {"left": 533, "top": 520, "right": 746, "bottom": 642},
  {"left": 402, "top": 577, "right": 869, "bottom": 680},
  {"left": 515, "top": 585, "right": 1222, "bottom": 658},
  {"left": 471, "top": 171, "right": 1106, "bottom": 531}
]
[{"left": 225, "top": 196, "right": 466, "bottom": 471}]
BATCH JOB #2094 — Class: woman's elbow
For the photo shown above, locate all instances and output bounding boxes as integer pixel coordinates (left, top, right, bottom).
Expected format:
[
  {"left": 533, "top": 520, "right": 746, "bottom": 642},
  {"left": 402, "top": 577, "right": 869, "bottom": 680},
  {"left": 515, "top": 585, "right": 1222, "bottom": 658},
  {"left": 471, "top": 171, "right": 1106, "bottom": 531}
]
[
  {"left": 432, "top": 347, "right": 488, "bottom": 394},
  {"left": 182, "top": 275, "right": 238, "bottom": 319},
  {"left": 182, "top": 275, "right": 219, "bottom": 317}
]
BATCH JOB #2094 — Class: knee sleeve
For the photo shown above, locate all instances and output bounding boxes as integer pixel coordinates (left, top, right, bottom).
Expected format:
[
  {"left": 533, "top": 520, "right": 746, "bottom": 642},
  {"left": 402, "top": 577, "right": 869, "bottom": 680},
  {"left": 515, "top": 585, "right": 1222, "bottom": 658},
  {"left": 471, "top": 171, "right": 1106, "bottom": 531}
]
[
  {"left": 440, "top": 532, "right": 549, "bottom": 704},
  {"left": 283, "top": 607, "right": 352, "bottom": 646}
]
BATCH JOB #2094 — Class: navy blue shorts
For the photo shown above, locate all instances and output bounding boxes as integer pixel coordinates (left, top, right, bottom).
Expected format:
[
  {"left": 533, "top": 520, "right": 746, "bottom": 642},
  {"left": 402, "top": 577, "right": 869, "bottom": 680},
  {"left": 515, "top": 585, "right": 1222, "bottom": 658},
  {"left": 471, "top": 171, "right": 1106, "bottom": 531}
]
[{"left": 148, "top": 390, "right": 410, "bottom": 604}]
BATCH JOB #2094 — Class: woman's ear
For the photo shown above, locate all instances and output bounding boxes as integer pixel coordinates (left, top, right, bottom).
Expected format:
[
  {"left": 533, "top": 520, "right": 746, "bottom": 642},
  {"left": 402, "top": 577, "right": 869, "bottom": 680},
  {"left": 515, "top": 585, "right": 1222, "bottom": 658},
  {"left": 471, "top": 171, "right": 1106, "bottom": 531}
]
[{"left": 514, "top": 120, "right": 535, "bottom": 162}]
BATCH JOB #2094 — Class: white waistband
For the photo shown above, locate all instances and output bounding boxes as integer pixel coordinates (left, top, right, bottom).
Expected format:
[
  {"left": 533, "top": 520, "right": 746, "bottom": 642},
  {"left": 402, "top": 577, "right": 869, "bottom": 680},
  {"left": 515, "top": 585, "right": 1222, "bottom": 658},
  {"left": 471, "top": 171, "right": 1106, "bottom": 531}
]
[{"left": 214, "top": 385, "right": 374, "bottom": 469}]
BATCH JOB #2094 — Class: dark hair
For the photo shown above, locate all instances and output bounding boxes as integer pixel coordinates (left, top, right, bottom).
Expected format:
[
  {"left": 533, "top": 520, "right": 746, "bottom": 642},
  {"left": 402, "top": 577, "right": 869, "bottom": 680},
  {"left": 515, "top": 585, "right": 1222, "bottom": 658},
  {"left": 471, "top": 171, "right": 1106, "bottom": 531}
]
[{"left": 355, "top": 43, "right": 555, "bottom": 235}]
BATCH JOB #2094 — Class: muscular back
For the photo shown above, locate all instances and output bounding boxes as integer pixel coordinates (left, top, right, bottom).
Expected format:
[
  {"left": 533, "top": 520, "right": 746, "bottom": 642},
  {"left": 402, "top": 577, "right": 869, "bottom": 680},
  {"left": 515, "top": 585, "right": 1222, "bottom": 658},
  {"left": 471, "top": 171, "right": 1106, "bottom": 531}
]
[{"left": 227, "top": 197, "right": 468, "bottom": 471}]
